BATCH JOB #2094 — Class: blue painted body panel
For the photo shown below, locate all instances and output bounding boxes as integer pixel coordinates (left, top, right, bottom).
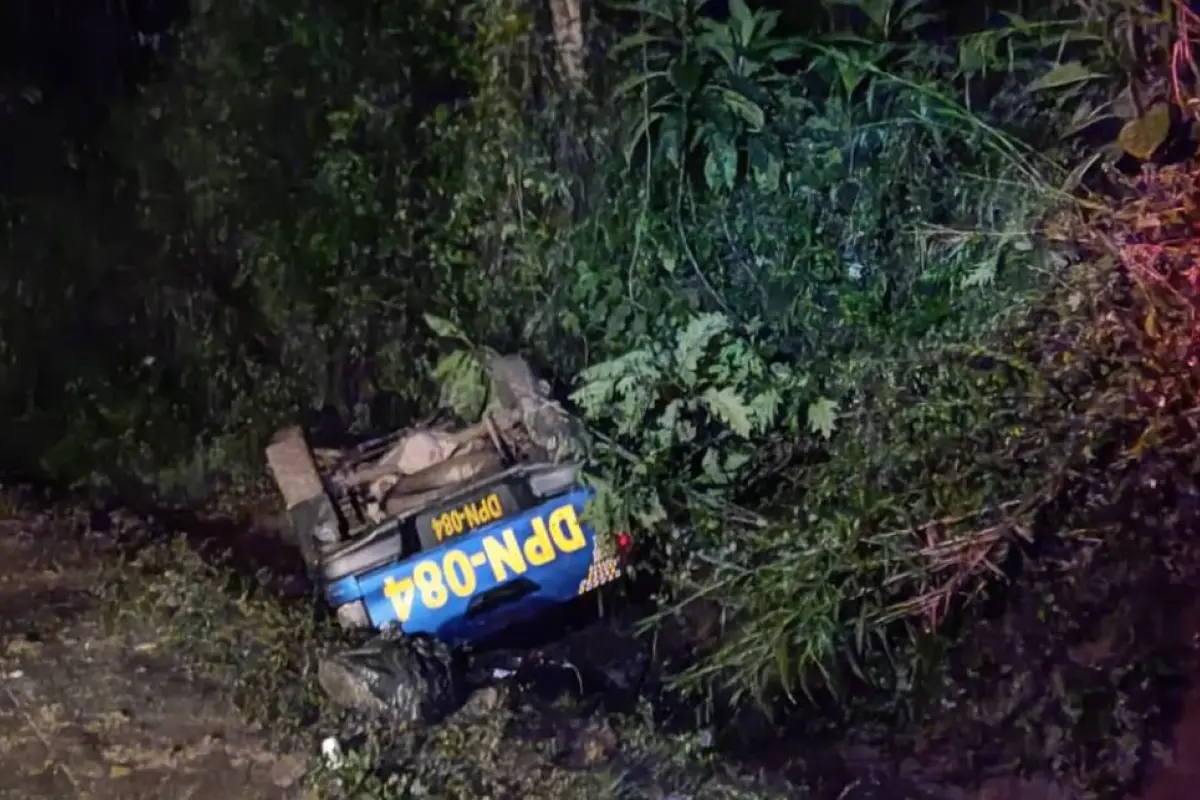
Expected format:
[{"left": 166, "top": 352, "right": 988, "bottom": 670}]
[{"left": 325, "top": 487, "right": 620, "bottom": 645}]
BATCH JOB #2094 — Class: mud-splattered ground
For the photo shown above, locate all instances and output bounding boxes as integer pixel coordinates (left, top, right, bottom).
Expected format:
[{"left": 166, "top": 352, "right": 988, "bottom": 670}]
[{"left": 0, "top": 520, "right": 306, "bottom": 799}]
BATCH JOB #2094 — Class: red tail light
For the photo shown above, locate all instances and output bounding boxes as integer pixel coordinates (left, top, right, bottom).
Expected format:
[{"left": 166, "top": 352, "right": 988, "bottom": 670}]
[{"left": 615, "top": 532, "right": 633, "bottom": 555}]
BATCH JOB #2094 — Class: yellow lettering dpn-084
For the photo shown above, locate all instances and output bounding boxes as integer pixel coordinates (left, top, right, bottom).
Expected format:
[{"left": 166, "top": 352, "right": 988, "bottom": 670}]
[
  {"left": 382, "top": 504, "right": 589, "bottom": 623},
  {"left": 432, "top": 494, "right": 505, "bottom": 541}
]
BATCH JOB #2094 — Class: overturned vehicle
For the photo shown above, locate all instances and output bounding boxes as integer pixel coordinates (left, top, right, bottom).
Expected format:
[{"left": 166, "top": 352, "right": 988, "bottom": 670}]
[{"left": 265, "top": 354, "right": 633, "bottom": 721}]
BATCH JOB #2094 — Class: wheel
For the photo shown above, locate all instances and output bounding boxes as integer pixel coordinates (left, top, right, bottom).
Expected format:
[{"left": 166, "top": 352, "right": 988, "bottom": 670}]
[
  {"left": 317, "top": 631, "right": 467, "bottom": 723},
  {"left": 265, "top": 425, "right": 342, "bottom": 570}
]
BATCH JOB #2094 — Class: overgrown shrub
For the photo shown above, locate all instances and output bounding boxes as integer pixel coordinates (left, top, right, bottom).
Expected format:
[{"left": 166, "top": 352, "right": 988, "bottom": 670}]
[{"left": 502, "top": 0, "right": 1121, "bottom": 702}]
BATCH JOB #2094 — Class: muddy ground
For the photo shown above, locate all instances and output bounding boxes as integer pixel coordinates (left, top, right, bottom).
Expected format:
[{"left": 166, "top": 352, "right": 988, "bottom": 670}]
[
  {"left": 3, "top": 496, "right": 1200, "bottom": 800},
  {"left": 0, "top": 518, "right": 305, "bottom": 799}
]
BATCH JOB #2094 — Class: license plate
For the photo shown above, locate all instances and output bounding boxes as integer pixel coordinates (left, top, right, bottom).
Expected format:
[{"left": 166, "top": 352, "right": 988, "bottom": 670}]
[{"left": 416, "top": 483, "right": 520, "bottom": 545}]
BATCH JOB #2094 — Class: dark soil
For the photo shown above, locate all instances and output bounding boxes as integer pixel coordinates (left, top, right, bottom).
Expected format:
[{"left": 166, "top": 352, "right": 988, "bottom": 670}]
[
  {"left": 1130, "top": 598, "right": 1200, "bottom": 800},
  {"left": 0, "top": 517, "right": 306, "bottom": 800}
]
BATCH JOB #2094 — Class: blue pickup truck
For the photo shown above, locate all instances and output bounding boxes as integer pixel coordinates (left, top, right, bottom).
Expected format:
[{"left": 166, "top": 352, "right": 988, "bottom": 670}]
[{"left": 264, "top": 359, "right": 631, "bottom": 720}]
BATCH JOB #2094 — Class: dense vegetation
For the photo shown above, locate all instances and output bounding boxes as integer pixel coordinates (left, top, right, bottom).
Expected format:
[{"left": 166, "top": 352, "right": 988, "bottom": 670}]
[{"left": 5, "top": 0, "right": 1200, "bottom": 791}]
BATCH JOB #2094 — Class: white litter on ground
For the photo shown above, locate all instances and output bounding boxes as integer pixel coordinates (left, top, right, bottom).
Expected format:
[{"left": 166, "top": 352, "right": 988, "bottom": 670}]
[{"left": 321, "top": 736, "right": 345, "bottom": 769}]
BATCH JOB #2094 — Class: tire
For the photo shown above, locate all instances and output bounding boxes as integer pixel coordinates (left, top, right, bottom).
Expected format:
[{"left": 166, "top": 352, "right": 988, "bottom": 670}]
[
  {"left": 265, "top": 425, "right": 342, "bottom": 570},
  {"left": 317, "top": 631, "right": 466, "bottom": 723}
]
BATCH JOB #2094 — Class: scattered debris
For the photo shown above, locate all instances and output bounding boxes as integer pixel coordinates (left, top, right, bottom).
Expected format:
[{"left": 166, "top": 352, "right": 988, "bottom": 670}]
[{"left": 320, "top": 737, "right": 344, "bottom": 770}]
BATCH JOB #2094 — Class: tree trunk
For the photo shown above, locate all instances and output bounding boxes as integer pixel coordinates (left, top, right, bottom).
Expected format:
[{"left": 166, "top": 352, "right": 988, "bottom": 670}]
[{"left": 547, "top": 0, "right": 585, "bottom": 87}]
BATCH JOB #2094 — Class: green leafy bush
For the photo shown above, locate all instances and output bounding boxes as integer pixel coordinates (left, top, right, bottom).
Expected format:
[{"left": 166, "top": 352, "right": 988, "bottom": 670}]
[{"left": 509, "top": 0, "right": 1102, "bottom": 701}]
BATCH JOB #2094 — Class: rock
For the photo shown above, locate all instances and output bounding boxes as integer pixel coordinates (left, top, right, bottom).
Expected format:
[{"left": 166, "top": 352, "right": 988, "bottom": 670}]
[
  {"left": 560, "top": 720, "right": 618, "bottom": 769},
  {"left": 269, "top": 754, "right": 307, "bottom": 788},
  {"left": 461, "top": 685, "right": 506, "bottom": 716}
]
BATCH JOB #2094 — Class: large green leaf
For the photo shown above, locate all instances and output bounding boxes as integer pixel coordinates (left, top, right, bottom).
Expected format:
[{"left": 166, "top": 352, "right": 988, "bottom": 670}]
[
  {"left": 1026, "top": 61, "right": 1105, "bottom": 92},
  {"left": 807, "top": 397, "right": 839, "bottom": 439},
  {"left": 715, "top": 86, "right": 766, "bottom": 131},
  {"left": 424, "top": 313, "right": 468, "bottom": 342},
  {"left": 675, "top": 313, "right": 731, "bottom": 386},
  {"left": 702, "top": 386, "right": 754, "bottom": 438},
  {"left": 1116, "top": 103, "right": 1171, "bottom": 160}
]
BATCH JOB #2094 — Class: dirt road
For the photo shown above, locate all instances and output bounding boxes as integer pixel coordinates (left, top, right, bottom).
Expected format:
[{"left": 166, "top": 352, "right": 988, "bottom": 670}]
[{"left": 0, "top": 519, "right": 305, "bottom": 799}]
